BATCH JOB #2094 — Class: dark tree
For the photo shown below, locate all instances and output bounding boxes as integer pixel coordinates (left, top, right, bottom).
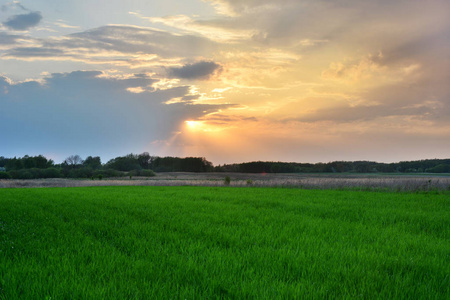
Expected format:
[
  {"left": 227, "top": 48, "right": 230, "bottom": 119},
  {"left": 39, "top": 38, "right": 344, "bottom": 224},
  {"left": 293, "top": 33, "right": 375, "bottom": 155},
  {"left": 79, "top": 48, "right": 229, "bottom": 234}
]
[
  {"left": 106, "top": 154, "right": 141, "bottom": 172},
  {"left": 0, "top": 156, "right": 6, "bottom": 168},
  {"left": 138, "top": 152, "right": 151, "bottom": 169},
  {"left": 83, "top": 156, "right": 102, "bottom": 169},
  {"left": 64, "top": 155, "right": 84, "bottom": 168}
]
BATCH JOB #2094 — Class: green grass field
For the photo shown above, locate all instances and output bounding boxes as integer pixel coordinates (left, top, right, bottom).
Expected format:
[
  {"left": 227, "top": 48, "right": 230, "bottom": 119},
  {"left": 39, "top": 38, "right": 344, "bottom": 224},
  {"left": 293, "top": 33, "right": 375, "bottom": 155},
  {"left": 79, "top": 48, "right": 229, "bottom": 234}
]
[{"left": 1, "top": 186, "right": 449, "bottom": 299}]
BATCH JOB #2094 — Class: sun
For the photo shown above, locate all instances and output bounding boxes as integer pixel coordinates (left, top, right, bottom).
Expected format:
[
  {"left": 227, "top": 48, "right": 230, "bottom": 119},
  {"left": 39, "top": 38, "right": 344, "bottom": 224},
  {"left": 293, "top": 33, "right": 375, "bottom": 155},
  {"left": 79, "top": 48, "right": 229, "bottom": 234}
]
[
  {"left": 185, "top": 119, "right": 234, "bottom": 133},
  {"left": 185, "top": 120, "right": 201, "bottom": 129}
]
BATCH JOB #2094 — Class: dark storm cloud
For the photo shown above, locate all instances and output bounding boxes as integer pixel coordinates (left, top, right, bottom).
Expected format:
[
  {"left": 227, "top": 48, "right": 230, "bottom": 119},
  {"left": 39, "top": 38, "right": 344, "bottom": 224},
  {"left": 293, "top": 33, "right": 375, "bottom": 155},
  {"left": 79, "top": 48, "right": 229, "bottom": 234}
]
[
  {"left": 168, "top": 61, "right": 221, "bottom": 80},
  {"left": 3, "top": 11, "right": 42, "bottom": 31}
]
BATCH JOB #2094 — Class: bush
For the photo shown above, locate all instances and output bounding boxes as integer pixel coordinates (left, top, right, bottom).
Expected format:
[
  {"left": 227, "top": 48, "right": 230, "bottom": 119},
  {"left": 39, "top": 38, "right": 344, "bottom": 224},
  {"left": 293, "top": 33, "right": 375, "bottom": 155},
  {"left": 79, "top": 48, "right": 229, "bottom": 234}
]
[
  {"left": 7, "top": 170, "right": 19, "bottom": 179},
  {"left": 16, "top": 170, "right": 33, "bottom": 179},
  {"left": 8, "top": 169, "right": 36, "bottom": 179},
  {"left": 26, "top": 168, "right": 39, "bottom": 178},
  {"left": 246, "top": 179, "right": 253, "bottom": 185},
  {"left": 93, "top": 169, "right": 123, "bottom": 178},
  {"left": 43, "top": 168, "right": 62, "bottom": 178},
  {"left": 426, "top": 164, "right": 450, "bottom": 173},
  {"left": 128, "top": 169, "right": 139, "bottom": 177},
  {"left": 224, "top": 176, "right": 231, "bottom": 185},
  {"left": 0, "top": 171, "right": 11, "bottom": 179},
  {"left": 128, "top": 169, "right": 156, "bottom": 177},
  {"left": 140, "top": 169, "right": 156, "bottom": 177},
  {"left": 67, "top": 167, "right": 94, "bottom": 179}
]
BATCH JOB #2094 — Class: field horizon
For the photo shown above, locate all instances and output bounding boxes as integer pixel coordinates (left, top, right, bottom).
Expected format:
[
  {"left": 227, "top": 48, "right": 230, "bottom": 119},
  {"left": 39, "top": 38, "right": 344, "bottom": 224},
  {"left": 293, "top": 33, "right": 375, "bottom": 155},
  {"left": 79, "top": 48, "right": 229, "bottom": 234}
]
[{"left": 1, "top": 172, "right": 450, "bottom": 192}]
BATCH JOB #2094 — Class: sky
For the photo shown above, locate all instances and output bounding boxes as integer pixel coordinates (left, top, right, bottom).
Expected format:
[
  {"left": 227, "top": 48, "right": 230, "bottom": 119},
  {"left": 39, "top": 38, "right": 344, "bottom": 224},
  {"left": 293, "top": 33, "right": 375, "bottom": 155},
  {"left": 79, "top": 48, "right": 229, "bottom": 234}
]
[{"left": 1, "top": 0, "right": 449, "bottom": 165}]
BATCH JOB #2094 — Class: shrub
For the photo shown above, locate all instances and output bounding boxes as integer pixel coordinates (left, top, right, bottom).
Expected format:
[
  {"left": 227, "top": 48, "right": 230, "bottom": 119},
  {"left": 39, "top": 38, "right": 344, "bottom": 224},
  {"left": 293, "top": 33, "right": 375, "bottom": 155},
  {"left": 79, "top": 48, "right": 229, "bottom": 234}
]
[
  {"left": 224, "top": 176, "right": 231, "bottom": 185},
  {"left": 140, "top": 169, "right": 156, "bottom": 177},
  {"left": 93, "top": 169, "right": 123, "bottom": 178},
  {"left": 17, "top": 170, "right": 33, "bottom": 179},
  {"left": 67, "top": 168, "right": 91, "bottom": 179},
  {"left": 129, "top": 169, "right": 156, "bottom": 177},
  {"left": 7, "top": 170, "right": 19, "bottom": 179},
  {"left": 0, "top": 171, "right": 11, "bottom": 179},
  {"left": 246, "top": 179, "right": 253, "bottom": 185},
  {"left": 128, "top": 169, "right": 139, "bottom": 177},
  {"left": 28, "top": 168, "right": 45, "bottom": 179},
  {"left": 426, "top": 164, "right": 450, "bottom": 173},
  {"left": 43, "top": 168, "right": 62, "bottom": 178},
  {"left": 8, "top": 169, "right": 36, "bottom": 179}
]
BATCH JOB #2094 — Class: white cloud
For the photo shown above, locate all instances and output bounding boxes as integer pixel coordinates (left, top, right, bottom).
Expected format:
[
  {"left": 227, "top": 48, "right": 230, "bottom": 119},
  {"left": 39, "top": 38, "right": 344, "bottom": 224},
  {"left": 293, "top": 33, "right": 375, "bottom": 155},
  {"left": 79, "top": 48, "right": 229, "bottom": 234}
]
[{"left": 141, "top": 13, "right": 256, "bottom": 42}]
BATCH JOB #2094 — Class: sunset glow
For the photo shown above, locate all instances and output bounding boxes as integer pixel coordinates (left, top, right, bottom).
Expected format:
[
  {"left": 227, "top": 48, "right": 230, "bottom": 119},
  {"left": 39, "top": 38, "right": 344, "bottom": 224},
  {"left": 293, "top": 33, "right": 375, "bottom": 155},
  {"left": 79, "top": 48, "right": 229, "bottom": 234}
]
[
  {"left": 185, "top": 120, "right": 203, "bottom": 130},
  {"left": 1, "top": 0, "right": 449, "bottom": 164}
]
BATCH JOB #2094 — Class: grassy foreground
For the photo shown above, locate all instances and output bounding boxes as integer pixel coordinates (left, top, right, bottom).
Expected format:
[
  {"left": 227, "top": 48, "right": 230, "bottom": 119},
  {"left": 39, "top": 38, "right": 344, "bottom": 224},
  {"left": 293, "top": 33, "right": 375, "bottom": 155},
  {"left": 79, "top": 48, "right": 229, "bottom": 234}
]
[{"left": 0, "top": 187, "right": 449, "bottom": 299}]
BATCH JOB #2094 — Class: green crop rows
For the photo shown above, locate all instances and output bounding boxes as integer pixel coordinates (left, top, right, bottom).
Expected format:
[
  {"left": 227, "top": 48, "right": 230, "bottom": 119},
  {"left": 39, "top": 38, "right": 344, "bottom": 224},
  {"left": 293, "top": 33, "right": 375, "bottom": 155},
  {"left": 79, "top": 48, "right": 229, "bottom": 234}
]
[{"left": 1, "top": 186, "right": 449, "bottom": 299}]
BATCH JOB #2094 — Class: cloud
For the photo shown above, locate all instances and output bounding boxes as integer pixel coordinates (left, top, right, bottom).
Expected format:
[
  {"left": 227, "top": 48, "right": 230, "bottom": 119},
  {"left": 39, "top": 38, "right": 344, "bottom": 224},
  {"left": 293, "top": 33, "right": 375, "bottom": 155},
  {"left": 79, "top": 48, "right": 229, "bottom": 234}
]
[
  {"left": 69, "top": 25, "right": 218, "bottom": 58},
  {"left": 0, "top": 32, "right": 25, "bottom": 45},
  {"left": 200, "top": 0, "right": 450, "bottom": 53},
  {"left": 53, "top": 20, "right": 81, "bottom": 29},
  {"left": 321, "top": 55, "right": 386, "bottom": 81},
  {"left": 0, "top": 71, "right": 232, "bottom": 160},
  {"left": 204, "top": 0, "right": 295, "bottom": 16},
  {"left": 281, "top": 72, "right": 450, "bottom": 124},
  {"left": 1, "top": 1, "right": 27, "bottom": 12},
  {"left": 3, "top": 11, "right": 42, "bottom": 31},
  {"left": 5, "top": 47, "right": 66, "bottom": 58},
  {"left": 168, "top": 61, "right": 221, "bottom": 80},
  {"left": 138, "top": 13, "right": 255, "bottom": 42},
  {"left": 292, "top": 104, "right": 430, "bottom": 123},
  {"left": 1, "top": 0, "right": 449, "bottom": 163},
  {"left": 1, "top": 25, "right": 220, "bottom": 68}
]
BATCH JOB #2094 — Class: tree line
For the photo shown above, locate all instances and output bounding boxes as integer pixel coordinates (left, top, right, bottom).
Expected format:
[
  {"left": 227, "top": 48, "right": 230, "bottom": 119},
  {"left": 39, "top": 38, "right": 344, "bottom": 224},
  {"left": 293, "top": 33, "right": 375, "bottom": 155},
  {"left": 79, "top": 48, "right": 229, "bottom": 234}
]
[
  {"left": 0, "top": 154, "right": 449, "bottom": 180},
  {"left": 215, "top": 159, "right": 450, "bottom": 173},
  {"left": 0, "top": 153, "right": 213, "bottom": 179}
]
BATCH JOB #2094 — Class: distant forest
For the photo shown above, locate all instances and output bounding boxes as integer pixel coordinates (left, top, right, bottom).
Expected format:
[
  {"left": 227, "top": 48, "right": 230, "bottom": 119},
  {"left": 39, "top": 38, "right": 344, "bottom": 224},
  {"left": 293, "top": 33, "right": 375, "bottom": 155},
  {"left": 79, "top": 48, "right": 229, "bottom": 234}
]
[{"left": 0, "top": 153, "right": 449, "bottom": 179}]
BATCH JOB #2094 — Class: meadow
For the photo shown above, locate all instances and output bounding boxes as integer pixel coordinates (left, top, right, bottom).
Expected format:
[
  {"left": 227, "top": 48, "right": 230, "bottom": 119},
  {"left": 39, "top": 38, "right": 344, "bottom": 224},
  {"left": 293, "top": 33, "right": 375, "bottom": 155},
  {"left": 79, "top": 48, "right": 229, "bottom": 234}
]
[
  {"left": 0, "top": 186, "right": 449, "bottom": 299},
  {"left": 1, "top": 172, "right": 450, "bottom": 191}
]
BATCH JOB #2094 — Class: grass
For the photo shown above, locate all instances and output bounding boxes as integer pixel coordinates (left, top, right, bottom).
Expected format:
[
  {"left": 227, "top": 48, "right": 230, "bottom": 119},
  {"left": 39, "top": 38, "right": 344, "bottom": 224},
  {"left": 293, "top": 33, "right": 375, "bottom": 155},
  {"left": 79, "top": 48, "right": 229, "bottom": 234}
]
[{"left": 0, "top": 186, "right": 449, "bottom": 299}]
